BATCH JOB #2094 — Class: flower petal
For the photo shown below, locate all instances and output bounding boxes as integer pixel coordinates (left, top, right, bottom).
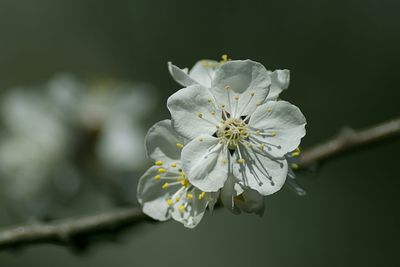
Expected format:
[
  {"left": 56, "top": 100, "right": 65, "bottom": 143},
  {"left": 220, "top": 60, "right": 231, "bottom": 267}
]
[
  {"left": 182, "top": 135, "right": 228, "bottom": 192},
  {"left": 168, "top": 62, "right": 197, "bottom": 87},
  {"left": 233, "top": 189, "right": 265, "bottom": 216},
  {"left": 233, "top": 145, "right": 288, "bottom": 195},
  {"left": 167, "top": 85, "right": 221, "bottom": 140},
  {"left": 249, "top": 100, "right": 306, "bottom": 156},
  {"left": 189, "top": 60, "right": 219, "bottom": 88},
  {"left": 220, "top": 174, "right": 244, "bottom": 214},
  {"left": 137, "top": 166, "right": 173, "bottom": 221},
  {"left": 171, "top": 189, "right": 218, "bottom": 228},
  {"left": 145, "top": 119, "right": 184, "bottom": 162},
  {"left": 266, "top": 69, "right": 290, "bottom": 101},
  {"left": 211, "top": 60, "right": 271, "bottom": 117}
]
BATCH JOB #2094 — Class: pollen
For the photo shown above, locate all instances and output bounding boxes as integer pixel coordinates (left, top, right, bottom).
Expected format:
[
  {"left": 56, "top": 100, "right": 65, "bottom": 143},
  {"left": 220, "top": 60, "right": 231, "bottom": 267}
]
[
  {"left": 171, "top": 163, "right": 177, "bottom": 167},
  {"left": 224, "top": 85, "right": 230, "bottom": 90},
  {"left": 180, "top": 178, "right": 189, "bottom": 187},
  {"left": 176, "top": 143, "right": 184, "bottom": 149},
  {"left": 259, "top": 144, "right": 265, "bottom": 150},
  {"left": 198, "top": 191, "right": 206, "bottom": 200},
  {"left": 291, "top": 163, "right": 299, "bottom": 170},
  {"left": 175, "top": 197, "right": 180, "bottom": 202},
  {"left": 271, "top": 132, "right": 277, "bottom": 137},
  {"left": 211, "top": 111, "right": 216, "bottom": 116},
  {"left": 155, "top": 161, "right": 163, "bottom": 166},
  {"left": 267, "top": 108, "right": 273, "bottom": 113},
  {"left": 234, "top": 96, "right": 239, "bottom": 101},
  {"left": 178, "top": 205, "right": 186, "bottom": 213},
  {"left": 162, "top": 182, "right": 170, "bottom": 189},
  {"left": 250, "top": 91, "right": 255, "bottom": 96},
  {"left": 197, "top": 112, "right": 203, "bottom": 118},
  {"left": 158, "top": 168, "right": 166, "bottom": 173},
  {"left": 221, "top": 54, "right": 229, "bottom": 62},
  {"left": 208, "top": 98, "right": 212, "bottom": 103},
  {"left": 237, "top": 158, "right": 245, "bottom": 164},
  {"left": 187, "top": 193, "right": 193, "bottom": 199},
  {"left": 154, "top": 175, "right": 161, "bottom": 180},
  {"left": 167, "top": 198, "right": 174, "bottom": 206}
]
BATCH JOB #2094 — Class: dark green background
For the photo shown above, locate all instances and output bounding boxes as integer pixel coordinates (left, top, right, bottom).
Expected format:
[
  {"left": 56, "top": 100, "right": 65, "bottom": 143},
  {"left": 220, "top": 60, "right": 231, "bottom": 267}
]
[{"left": 0, "top": 0, "right": 399, "bottom": 266}]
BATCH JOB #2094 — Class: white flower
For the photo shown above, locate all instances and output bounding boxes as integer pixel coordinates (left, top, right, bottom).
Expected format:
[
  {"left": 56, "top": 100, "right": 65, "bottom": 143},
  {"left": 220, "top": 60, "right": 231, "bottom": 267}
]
[
  {"left": 167, "top": 59, "right": 306, "bottom": 196},
  {"left": 137, "top": 120, "right": 218, "bottom": 228}
]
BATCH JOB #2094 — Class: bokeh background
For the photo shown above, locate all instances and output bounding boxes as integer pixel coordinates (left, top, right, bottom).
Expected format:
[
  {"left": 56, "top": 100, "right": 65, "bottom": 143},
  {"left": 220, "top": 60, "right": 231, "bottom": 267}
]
[{"left": 0, "top": 0, "right": 399, "bottom": 266}]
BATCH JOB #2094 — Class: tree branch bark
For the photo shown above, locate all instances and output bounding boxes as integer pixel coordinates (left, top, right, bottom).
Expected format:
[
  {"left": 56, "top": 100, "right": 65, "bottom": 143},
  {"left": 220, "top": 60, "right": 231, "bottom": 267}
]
[{"left": 0, "top": 117, "right": 399, "bottom": 251}]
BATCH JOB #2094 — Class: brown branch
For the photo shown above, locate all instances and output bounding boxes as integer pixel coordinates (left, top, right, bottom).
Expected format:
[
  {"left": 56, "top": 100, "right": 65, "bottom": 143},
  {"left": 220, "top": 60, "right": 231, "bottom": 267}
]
[
  {"left": 0, "top": 117, "right": 399, "bottom": 251},
  {"left": 299, "top": 117, "right": 400, "bottom": 169}
]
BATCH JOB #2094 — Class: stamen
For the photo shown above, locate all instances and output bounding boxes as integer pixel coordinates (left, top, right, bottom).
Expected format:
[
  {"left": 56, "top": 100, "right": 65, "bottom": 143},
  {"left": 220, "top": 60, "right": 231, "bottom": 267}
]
[
  {"left": 167, "top": 198, "right": 174, "bottom": 206},
  {"left": 155, "top": 161, "right": 163, "bottom": 166},
  {"left": 176, "top": 143, "right": 184, "bottom": 149},
  {"left": 198, "top": 191, "right": 206, "bottom": 200},
  {"left": 178, "top": 204, "right": 186, "bottom": 213},
  {"left": 154, "top": 175, "right": 161, "bottom": 180},
  {"left": 158, "top": 168, "right": 166, "bottom": 173},
  {"left": 187, "top": 193, "right": 193, "bottom": 199},
  {"left": 162, "top": 182, "right": 170, "bottom": 189},
  {"left": 291, "top": 163, "right": 299, "bottom": 170}
]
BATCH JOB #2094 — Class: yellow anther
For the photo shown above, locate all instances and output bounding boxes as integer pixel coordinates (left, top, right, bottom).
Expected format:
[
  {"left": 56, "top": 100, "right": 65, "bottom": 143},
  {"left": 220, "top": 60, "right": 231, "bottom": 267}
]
[
  {"left": 221, "top": 159, "right": 228, "bottom": 164},
  {"left": 201, "top": 60, "right": 208, "bottom": 66},
  {"left": 291, "top": 163, "right": 299, "bottom": 170},
  {"left": 167, "top": 198, "right": 174, "bottom": 206},
  {"left": 198, "top": 191, "right": 206, "bottom": 200},
  {"left": 221, "top": 104, "right": 225, "bottom": 109},
  {"left": 158, "top": 168, "right": 166, "bottom": 173},
  {"left": 211, "top": 111, "right": 216, "bottom": 116},
  {"left": 155, "top": 161, "right": 163, "bottom": 166},
  {"left": 197, "top": 112, "right": 203, "bottom": 118},
  {"left": 176, "top": 143, "right": 184, "bottom": 149},
  {"left": 171, "top": 163, "right": 177, "bottom": 168},
  {"left": 187, "top": 193, "right": 193, "bottom": 199},
  {"left": 256, "top": 101, "right": 261, "bottom": 106},
  {"left": 224, "top": 85, "right": 230, "bottom": 90},
  {"left": 237, "top": 158, "right": 245, "bottom": 164},
  {"left": 178, "top": 205, "right": 186, "bottom": 213},
  {"left": 234, "top": 96, "right": 239, "bottom": 100},
  {"left": 291, "top": 151, "right": 300, "bottom": 157},
  {"left": 267, "top": 108, "right": 273, "bottom": 113},
  {"left": 256, "top": 129, "right": 261, "bottom": 134},
  {"left": 250, "top": 91, "right": 255, "bottom": 96},
  {"left": 221, "top": 54, "right": 229, "bottom": 62},
  {"left": 180, "top": 178, "right": 189, "bottom": 187},
  {"left": 271, "top": 132, "right": 277, "bottom": 137},
  {"left": 175, "top": 197, "right": 180, "bottom": 202},
  {"left": 208, "top": 98, "right": 212, "bottom": 103},
  {"left": 259, "top": 144, "right": 265, "bottom": 150},
  {"left": 154, "top": 175, "right": 161, "bottom": 180},
  {"left": 199, "top": 138, "right": 203, "bottom": 142},
  {"left": 162, "top": 182, "right": 169, "bottom": 189}
]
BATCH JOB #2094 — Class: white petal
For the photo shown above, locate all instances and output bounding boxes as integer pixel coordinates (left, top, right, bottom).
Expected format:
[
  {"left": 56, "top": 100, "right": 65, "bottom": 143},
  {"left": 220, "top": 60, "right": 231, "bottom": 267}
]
[
  {"left": 167, "top": 85, "right": 221, "bottom": 140},
  {"left": 266, "top": 69, "right": 290, "bottom": 101},
  {"left": 211, "top": 60, "right": 271, "bottom": 117},
  {"left": 171, "top": 188, "right": 217, "bottom": 228},
  {"left": 249, "top": 100, "right": 306, "bottom": 156},
  {"left": 189, "top": 60, "right": 219, "bottom": 88},
  {"left": 168, "top": 62, "right": 197, "bottom": 87},
  {"left": 233, "top": 189, "right": 265, "bottom": 216},
  {"left": 233, "top": 145, "right": 288, "bottom": 195},
  {"left": 182, "top": 135, "right": 228, "bottom": 192},
  {"left": 137, "top": 166, "right": 173, "bottom": 221},
  {"left": 145, "top": 119, "right": 184, "bottom": 162},
  {"left": 220, "top": 175, "right": 243, "bottom": 214}
]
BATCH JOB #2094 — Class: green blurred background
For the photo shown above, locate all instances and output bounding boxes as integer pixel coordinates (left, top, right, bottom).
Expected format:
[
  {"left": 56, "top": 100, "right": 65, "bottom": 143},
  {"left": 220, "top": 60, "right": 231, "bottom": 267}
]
[{"left": 0, "top": 0, "right": 399, "bottom": 266}]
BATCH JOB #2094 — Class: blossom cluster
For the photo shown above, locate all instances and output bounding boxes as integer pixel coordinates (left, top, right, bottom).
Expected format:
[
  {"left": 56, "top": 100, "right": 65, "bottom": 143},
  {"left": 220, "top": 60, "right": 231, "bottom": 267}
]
[{"left": 137, "top": 57, "right": 307, "bottom": 228}]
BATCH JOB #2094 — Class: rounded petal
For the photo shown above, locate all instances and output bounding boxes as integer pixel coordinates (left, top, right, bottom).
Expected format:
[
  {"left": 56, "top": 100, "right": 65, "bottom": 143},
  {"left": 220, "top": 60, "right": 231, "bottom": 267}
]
[
  {"left": 145, "top": 119, "right": 184, "bottom": 162},
  {"left": 189, "top": 60, "right": 219, "bottom": 88},
  {"left": 233, "top": 189, "right": 265, "bottom": 216},
  {"left": 233, "top": 146, "right": 288, "bottom": 195},
  {"left": 220, "top": 175, "right": 244, "bottom": 214},
  {"left": 137, "top": 166, "right": 173, "bottom": 221},
  {"left": 171, "top": 188, "right": 217, "bottom": 228},
  {"left": 168, "top": 62, "right": 197, "bottom": 87},
  {"left": 182, "top": 135, "right": 228, "bottom": 192},
  {"left": 266, "top": 69, "right": 290, "bottom": 101},
  {"left": 211, "top": 60, "right": 271, "bottom": 117},
  {"left": 249, "top": 100, "right": 306, "bottom": 156},
  {"left": 167, "top": 85, "right": 221, "bottom": 140}
]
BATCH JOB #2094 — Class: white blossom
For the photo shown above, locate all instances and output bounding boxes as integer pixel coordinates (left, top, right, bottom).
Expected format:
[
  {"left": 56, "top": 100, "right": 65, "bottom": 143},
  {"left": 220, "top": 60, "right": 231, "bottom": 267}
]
[
  {"left": 167, "top": 59, "right": 306, "bottom": 196},
  {"left": 137, "top": 120, "right": 218, "bottom": 228}
]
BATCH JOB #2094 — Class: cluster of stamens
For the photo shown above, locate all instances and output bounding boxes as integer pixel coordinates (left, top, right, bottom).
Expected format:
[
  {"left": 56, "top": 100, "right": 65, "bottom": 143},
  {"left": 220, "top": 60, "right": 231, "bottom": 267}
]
[
  {"left": 218, "top": 118, "right": 249, "bottom": 150},
  {"left": 153, "top": 159, "right": 207, "bottom": 214}
]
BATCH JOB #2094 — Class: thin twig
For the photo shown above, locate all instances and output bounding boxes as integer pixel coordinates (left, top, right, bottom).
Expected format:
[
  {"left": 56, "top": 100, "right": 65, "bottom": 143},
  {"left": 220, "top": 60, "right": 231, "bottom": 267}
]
[
  {"left": 0, "top": 117, "right": 399, "bottom": 250},
  {"left": 299, "top": 117, "right": 400, "bottom": 169}
]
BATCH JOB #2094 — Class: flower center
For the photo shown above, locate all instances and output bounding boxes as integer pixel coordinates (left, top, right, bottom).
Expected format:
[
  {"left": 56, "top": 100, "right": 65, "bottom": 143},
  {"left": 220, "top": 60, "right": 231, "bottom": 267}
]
[{"left": 218, "top": 118, "right": 248, "bottom": 150}]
